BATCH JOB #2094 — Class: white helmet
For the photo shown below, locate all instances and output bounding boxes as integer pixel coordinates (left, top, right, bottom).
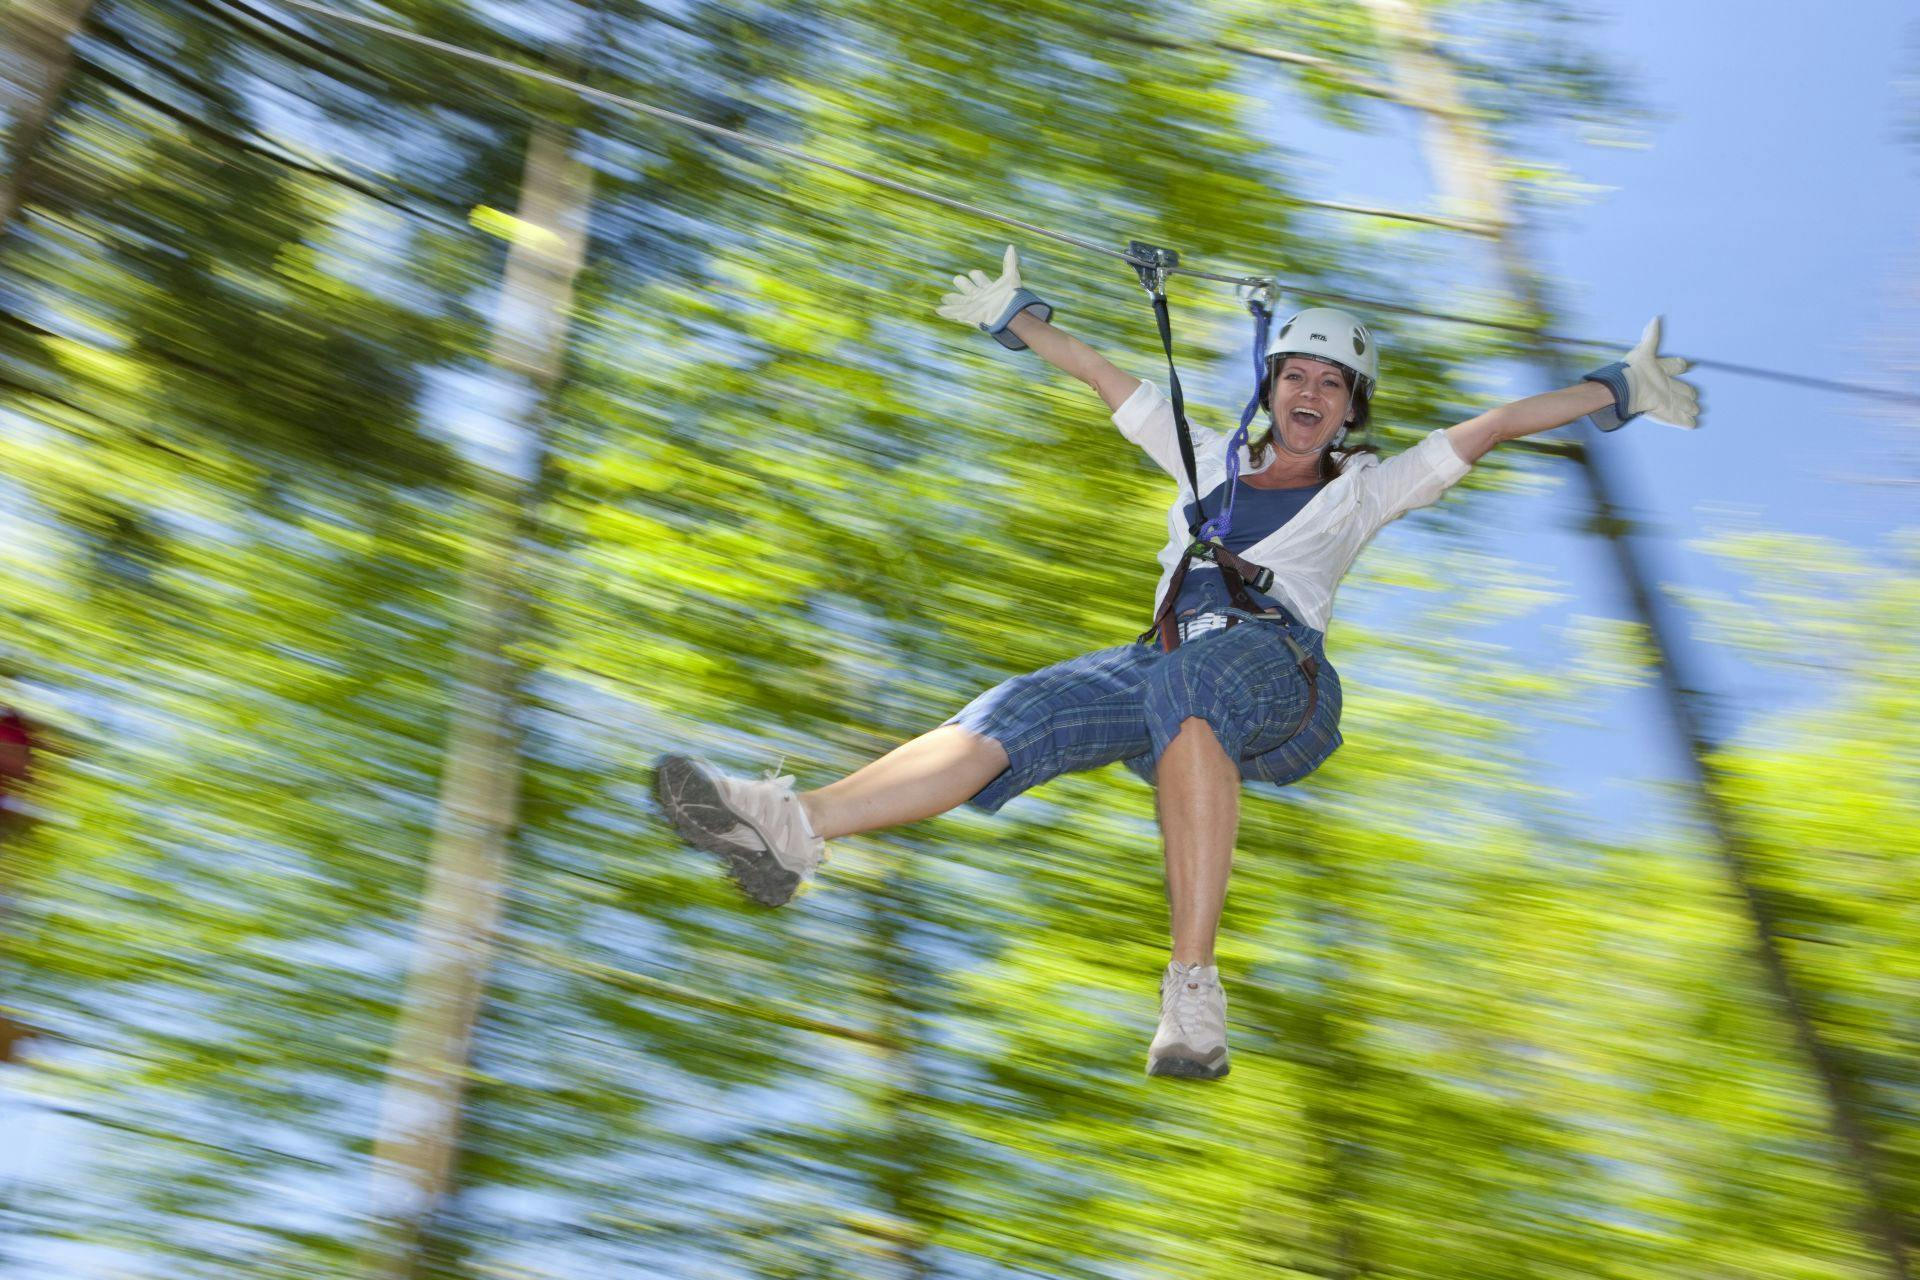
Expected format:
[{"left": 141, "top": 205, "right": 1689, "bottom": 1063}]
[{"left": 1262, "top": 306, "right": 1378, "bottom": 400}]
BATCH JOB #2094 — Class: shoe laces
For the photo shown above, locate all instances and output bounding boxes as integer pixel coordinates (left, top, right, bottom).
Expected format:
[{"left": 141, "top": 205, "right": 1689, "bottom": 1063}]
[
  {"left": 1163, "top": 963, "right": 1218, "bottom": 1038},
  {"left": 757, "top": 757, "right": 826, "bottom": 872}
]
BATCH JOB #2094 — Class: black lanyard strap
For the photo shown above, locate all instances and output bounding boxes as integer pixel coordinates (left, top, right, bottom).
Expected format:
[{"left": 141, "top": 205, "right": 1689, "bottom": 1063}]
[{"left": 1132, "top": 242, "right": 1208, "bottom": 540}]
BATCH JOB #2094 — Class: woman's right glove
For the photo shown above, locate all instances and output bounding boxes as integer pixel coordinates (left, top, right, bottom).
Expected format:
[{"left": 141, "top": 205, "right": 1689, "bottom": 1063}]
[
  {"left": 1583, "top": 316, "right": 1701, "bottom": 431},
  {"left": 936, "top": 245, "right": 1053, "bottom": 350}
]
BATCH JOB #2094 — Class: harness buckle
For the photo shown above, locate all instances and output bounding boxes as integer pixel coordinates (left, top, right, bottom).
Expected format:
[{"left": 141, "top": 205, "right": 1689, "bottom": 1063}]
[
  {"left": 1187, "top": 539, "right": 1276, "bottom": 597},
  {"left": 1177, "top": 612, "right": 1234, "bottom": 644}
]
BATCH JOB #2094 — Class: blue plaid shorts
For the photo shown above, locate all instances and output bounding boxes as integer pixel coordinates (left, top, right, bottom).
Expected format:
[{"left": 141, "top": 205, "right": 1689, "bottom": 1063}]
[{"left": 943, "top": 613, "right": 1344, "bottom": 814}]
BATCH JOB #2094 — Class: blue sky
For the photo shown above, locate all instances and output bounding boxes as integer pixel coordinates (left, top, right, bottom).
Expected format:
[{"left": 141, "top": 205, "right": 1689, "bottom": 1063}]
[
  {"left": 1259, "top": 0, "right": 1918, "bottom": 838},
  {"left": 1550, "top": 0, "right": 1917, "bottom": 542},
  {"left": 1535, "top": 0, "right": 1916, "bottom": 758},
  {"left": 1297, "top": 0, "right": 1918, "bottom": 546},
  {"left": 1537, "top": 0, "right": 1917, "bottom": 770}
]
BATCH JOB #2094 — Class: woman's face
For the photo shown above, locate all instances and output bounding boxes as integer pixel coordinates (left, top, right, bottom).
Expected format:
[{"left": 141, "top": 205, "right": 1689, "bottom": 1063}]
[{"left": 1268, "top": 356, "right": 1354, "bottom": 455}]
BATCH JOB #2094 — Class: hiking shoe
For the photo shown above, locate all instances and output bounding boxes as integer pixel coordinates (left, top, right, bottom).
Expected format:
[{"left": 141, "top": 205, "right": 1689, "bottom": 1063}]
[
  {"left": 652, "top": 755, "right": 827, "bottom": 907},
  {"left": 1146, "top": 960, "right": 1230, "bottom": 1080}
]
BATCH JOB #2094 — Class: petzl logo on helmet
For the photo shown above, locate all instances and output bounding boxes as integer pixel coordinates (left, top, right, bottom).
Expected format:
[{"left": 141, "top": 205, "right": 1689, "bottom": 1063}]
[{"left": 1308, "top": 331, "right": 1328, "bottom": 342}]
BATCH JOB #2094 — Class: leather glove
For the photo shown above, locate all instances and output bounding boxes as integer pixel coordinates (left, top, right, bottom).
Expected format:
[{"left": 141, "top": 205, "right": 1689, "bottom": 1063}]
[
  {"left": 1584, "top": 316, "right": 1701, "bottom": 431},
  {"left": 936, "top": 245, "right": 1053, "bottom": 350}
]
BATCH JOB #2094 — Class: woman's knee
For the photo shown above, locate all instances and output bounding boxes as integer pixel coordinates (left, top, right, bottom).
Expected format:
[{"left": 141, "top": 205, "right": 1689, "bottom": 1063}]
[
  {"left": 1164, "top": 715, "right": 1229, "bottom": 757},
  {"left": 943, "top": 722, "right": 1011, "bottom": 773}
]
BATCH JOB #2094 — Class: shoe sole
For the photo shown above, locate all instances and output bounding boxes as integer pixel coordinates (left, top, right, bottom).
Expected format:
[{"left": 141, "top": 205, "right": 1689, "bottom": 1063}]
[
  {"left": 651, "top": 755, "right": 801, "bottom": 909},
  {"left": 1147, "top": 1048, "right": 1230, "bottom": 1081}
]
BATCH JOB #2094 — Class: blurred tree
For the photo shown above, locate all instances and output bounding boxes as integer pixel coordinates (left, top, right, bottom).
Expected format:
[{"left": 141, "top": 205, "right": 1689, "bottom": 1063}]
[
  {"left": 0, "top": 0, "right": 93, "bottom": 1068},
  {"left": 0, "top": 0, "right": 94, "bottom": 233},
  {"left": 361, "top": 117, "right": 591, "bottom": 1280},
  {"left": 0, "top": 1, "right": 1913, "bottom": 1278},
  {"left": 1344, "top": 3, "right": 1910, "bottom": 1272},
  {"left": 1682, "top": 529, "right": 1920, "bottom": 1265}
]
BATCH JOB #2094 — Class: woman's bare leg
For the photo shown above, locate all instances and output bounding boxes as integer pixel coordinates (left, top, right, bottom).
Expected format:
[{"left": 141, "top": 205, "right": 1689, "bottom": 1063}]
[
  {"left": 800, "top": 725, "right": 1009, "bottom": 840},
  {"left": 1155, "top": 716, "right": 1240, "bottom": 966}
]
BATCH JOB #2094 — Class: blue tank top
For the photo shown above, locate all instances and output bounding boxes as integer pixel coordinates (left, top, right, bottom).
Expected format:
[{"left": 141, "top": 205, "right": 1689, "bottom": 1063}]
[{"left": 1175, "top": 476, "right": 1327, "bottom": 616}]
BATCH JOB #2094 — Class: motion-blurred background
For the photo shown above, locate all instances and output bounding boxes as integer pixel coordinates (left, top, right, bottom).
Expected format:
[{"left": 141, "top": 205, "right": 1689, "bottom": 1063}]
[{"left": 1, "top": 0, "right": 1915, "bottom": 1276}]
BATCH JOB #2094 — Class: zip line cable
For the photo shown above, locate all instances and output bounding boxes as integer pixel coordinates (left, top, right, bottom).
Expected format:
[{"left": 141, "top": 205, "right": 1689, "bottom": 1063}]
[
  {"left": 273, "top": 0, "right": 1147, "bottom": 273},
  {"left": 1683, "top": 360, "right": 1920, "bottom": 409},
  {"left": 270, "top": 0, "right": 1920, "bottom": 411}
]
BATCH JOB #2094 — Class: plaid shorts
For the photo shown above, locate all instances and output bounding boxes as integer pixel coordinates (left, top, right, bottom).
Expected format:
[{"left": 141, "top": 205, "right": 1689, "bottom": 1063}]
[{"left": 943, "top": 615, "right": 1343, "bottom": 814}]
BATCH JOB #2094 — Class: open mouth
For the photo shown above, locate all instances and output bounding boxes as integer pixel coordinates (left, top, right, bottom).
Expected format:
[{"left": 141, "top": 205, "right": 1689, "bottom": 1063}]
[{"left": 1288, "top": 408, "right": 1323, "bottom": 427}]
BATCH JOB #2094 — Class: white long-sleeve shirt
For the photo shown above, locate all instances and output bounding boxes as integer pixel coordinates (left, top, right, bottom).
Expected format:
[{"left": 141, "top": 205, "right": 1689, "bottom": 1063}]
[{"left": 1113, "top": 379, "right": 1474, "bottom": 634}]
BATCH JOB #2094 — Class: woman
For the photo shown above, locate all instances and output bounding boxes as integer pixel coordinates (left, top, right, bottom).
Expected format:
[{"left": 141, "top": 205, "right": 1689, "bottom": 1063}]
[{"left": 654, "top": 246, "right": 1699, "bottom": 1080}]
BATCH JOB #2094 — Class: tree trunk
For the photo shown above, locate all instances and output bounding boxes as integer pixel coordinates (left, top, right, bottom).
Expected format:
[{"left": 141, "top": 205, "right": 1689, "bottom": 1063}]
[
  {"left": 867, "top": 868, "right": 938, "bottom": 1279},
  {"left": 361, "top": 120, "right": 591, "bottom": 1280},
  {"left": 1299, "top": 858, "right": 1369, "bottom": 1280},
  {"left": 0, "top": 0, "right": 94, "bottom": 1062},
  {"left": 1353, "top": 4, "right": 1911, "bottom": 1276},
  {"left": 0, "top": 0, "right": 95, "bottom": 235}
]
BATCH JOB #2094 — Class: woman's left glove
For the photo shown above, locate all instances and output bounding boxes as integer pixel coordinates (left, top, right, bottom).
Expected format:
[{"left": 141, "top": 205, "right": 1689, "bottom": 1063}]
[
  {"left": 936, "top": 245, "right": 1053, "bottom": 350},
  {"left": 1584, "top": 316, "right": 1701, "bottom": 431}
]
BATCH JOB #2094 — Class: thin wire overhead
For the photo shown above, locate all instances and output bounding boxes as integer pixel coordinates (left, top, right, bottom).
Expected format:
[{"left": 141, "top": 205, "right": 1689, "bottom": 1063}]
[
  {"left": 269, "top": 0, "right": 1920, "bottom": 410},
  {"left": 273, "top": 0, "right": 1148, "bottom": 270}
]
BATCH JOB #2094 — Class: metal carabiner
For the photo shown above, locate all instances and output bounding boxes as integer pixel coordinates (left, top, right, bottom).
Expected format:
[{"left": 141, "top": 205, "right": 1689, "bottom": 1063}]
[{"left": 1235, "top": 277, "right": 1277, "bottom": 314}]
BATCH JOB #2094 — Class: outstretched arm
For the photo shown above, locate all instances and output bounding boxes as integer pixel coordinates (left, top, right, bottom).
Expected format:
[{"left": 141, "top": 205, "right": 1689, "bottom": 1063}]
[
  {"left": 1005, "top": 311, "right": 1140, "bottom": 411},
  {"left": 1444, "top": 317, "right": 1702, "bottom": 465},
  {"left": 938, "top": 244, "right": 1140, "bottom": 411},
  {"left": 1444, "top": 382, "right": 1615, "bottom": 465}
]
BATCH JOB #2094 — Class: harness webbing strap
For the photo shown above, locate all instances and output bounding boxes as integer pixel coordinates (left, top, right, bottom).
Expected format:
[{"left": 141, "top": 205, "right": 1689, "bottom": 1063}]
[
  {"left": 1141, "top": 548, "right": 1320, "bottom": 741},
  {"left": 1144, "top": 541, "right": 1272, "bottom": 651},
  {"left": 1148, "top": 290, "right": 1205, "bottom": 542},
  {"left": 1134, "top": 282, "right": 1319, "bottom": 743},
  {"left": 1138, "top": 281, "right": 1269, "bottom": 639}
]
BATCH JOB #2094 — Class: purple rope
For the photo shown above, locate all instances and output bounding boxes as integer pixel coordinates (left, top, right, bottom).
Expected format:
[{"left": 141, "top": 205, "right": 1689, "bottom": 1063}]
[{"left": 1197, "top": 301, "right": 1273, "bottom": 544}]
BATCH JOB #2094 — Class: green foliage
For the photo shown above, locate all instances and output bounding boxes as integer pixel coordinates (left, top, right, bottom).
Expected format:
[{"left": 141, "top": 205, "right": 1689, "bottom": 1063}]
[{"left": 0, "top": 1, "right": 1911, "bottom": 1278}]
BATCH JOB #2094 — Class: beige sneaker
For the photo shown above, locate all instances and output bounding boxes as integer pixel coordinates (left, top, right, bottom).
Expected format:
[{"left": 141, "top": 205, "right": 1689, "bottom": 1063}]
[
  {"left": 652, "top": 755, "right": 827, "bottom": 907},
  {"left": 1146, "top": 960, "right": 1230, "bottom": 1080}
]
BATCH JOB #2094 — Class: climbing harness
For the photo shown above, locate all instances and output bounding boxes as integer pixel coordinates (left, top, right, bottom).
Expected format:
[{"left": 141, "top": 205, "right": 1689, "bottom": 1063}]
[{"left": 1125, "top": 243, "right": 1319, "bottom": 742}]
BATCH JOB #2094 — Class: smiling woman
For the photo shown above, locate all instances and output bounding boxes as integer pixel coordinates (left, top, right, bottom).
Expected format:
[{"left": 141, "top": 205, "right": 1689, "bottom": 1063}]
[
  {"left": 1264, "top": 359, "right": 1364, "bottom": 470},
  {"left": 652, "top": 244, "right": 1702, "bottom": 1083},
  {"left": 1251, "top": 305, "right": 1381, "bottom": 485}
]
